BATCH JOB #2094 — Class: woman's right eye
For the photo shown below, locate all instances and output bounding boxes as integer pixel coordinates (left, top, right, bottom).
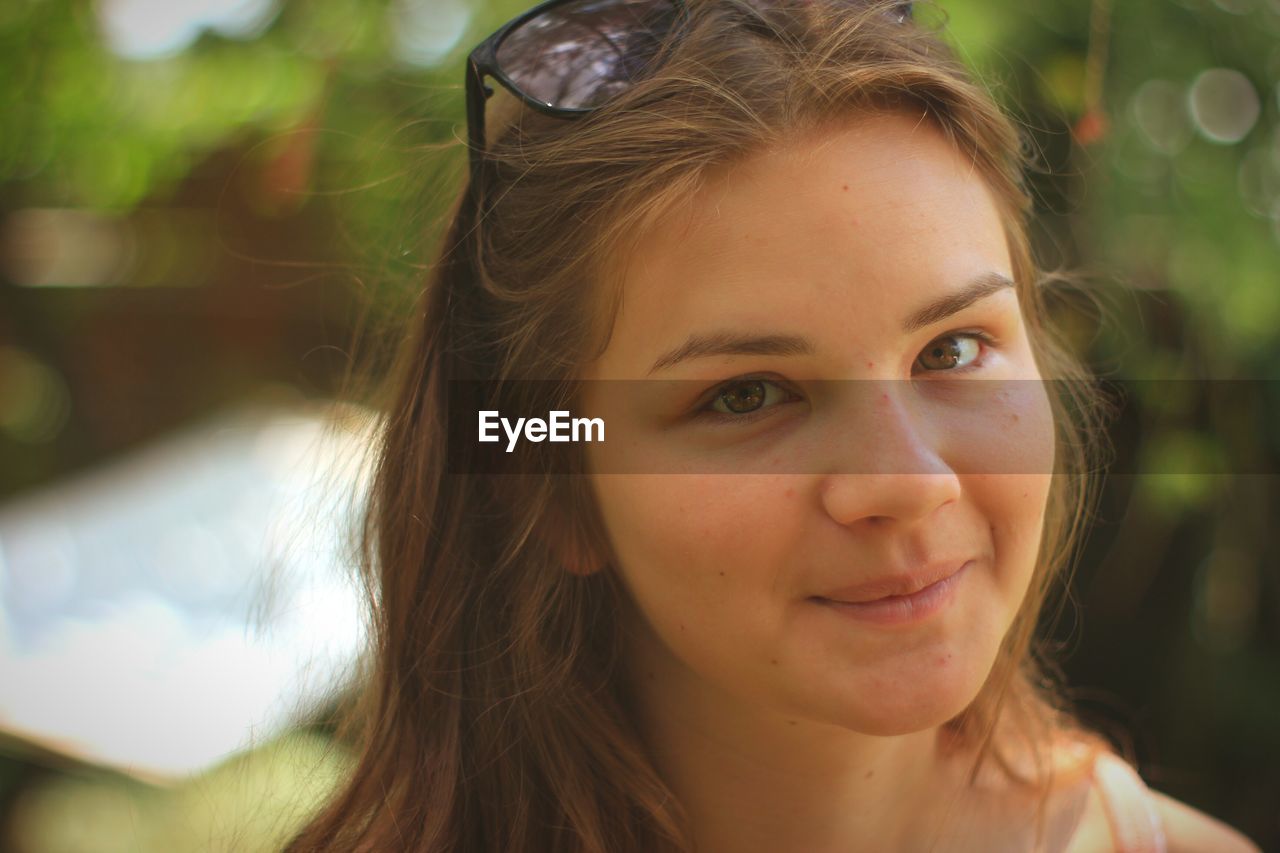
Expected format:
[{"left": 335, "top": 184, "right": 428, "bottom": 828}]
[{"left": 700, "top": 378, "right": 798, "bottom": 420}]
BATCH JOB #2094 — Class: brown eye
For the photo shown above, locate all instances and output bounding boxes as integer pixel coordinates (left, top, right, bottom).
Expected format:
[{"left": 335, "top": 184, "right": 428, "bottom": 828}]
[
  {"left": 705, "top": 378, "right": 798, "bottom": 418},
  {"left": 714, "top": 379, "right": 767, "bottom": 414},
  {"left": 917, "top": 334, "right": 982, "bottom": 371}
]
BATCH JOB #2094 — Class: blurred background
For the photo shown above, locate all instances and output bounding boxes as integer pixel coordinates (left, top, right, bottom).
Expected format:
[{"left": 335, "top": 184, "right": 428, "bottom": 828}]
[{"left": 0, "top": 0, "right": 1277, "bottom": 849}]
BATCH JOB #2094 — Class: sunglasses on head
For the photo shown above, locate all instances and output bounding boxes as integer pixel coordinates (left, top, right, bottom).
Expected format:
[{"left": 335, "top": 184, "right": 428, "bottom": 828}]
[{"left": 464, "top": 0, "right": 913, "bottom": 202}]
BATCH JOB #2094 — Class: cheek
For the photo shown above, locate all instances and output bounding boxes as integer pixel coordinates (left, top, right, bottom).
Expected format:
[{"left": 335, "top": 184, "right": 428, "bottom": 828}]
[
  {"left": 967, "top": 386, "right": 1056, "bottom": 607},
  {"left": 932, "top": 379, "right": 1054, "bottom": 601},
  {"left": 973, "top": 472, "right": 1052, "bottom": 610},
  {"left": 932, "top": 378, "right": 1057, "bottom": 477},
  {"left": 589, "top": 474, "right": 801, "bottom": 636}
]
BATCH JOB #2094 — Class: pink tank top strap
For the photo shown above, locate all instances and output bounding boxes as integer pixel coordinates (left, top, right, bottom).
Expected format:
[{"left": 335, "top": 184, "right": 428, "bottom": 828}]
[{"left": 1090, "top": 751, "right": 1169, "bottom": 853}]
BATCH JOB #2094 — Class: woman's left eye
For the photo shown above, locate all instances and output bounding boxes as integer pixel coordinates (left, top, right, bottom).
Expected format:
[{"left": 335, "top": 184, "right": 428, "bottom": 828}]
[
  {"left": 700, "top": 377, "right": 798, "bottom": 420},
  {"left": 914, "top": 331, "right": 992, "bottom": 373}
]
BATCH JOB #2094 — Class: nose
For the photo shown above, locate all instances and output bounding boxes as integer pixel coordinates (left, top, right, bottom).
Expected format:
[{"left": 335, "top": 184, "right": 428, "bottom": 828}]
[{"left": 818, "top": 383, "right": 962, "bottom": 527}]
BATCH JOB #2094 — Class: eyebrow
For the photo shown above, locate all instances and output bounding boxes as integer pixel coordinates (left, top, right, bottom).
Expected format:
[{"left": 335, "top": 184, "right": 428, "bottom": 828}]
[
  {"left": 901, "top": 271, "right": 1014, "bottom": 334},
  {"left": 646, "top": 271, "right": 1015, "bottom": 375}
]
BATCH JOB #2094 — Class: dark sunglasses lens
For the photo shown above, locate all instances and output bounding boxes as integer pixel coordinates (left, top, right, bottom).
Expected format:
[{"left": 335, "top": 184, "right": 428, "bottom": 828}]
[{"left": 495, "top": 0, "right": 681, "bottom": 110}]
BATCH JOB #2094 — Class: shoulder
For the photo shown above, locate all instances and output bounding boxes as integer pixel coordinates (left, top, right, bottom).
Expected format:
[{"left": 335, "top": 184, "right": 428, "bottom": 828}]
[
  {"left": 1147, "top": 789, "right": 1261, "bottom": 853},
  {"left": 1055, "top": 744, "right": 1259, "bottom": 853}
]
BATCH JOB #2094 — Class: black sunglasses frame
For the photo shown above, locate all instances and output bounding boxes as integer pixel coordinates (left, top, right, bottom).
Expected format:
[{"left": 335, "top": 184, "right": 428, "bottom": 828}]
[
  {"left": 464, "top": 0, "right": 689, "bottom": 196},
  {"left": 461, "top": 0, "right": 911, "bottom": 227}
]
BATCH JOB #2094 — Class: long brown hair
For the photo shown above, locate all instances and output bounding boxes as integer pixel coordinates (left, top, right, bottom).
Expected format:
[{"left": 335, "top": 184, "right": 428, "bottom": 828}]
[{"left": 289, "top": 1, "right": 1113, "bottom": 849}]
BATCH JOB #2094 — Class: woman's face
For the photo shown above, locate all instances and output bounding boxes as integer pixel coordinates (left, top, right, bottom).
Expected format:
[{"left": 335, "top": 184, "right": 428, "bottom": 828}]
[{"left": 579, "top": 113, "right": 1056, "bottom": 736}]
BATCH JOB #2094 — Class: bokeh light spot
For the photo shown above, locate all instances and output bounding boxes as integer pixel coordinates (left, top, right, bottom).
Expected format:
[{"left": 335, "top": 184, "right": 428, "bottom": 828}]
[
  {"left": 95, "top": 0, "right": 280, "bottom": 61},
  {"left": 1238, "top": 143, "right": 1280, "bottom": 217},
  {"left": 389, "top": 0, "right": 472, "bottom": 68},
  {"left": 1188, "top": 68, "right": 1260, "bottom": 143},
  {"left": 0, "top": 346, "right": 73, "bottom": 444}
]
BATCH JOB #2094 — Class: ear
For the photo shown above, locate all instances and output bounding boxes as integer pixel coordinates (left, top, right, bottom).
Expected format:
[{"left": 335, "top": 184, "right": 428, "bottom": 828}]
[{"left": 541, "top": 503, "right": 607, "bottom": 577}]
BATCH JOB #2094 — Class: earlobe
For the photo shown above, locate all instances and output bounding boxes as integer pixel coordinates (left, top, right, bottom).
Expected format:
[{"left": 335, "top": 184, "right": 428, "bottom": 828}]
[
  {"left": 562, "top": 542, "right": 605, "bottom": 577},
  {"left": 560, "top": 515, "right": 609, "bottom": 576},
  {"left": 542, "top": 503, "right": 608, "bottom": 577}
]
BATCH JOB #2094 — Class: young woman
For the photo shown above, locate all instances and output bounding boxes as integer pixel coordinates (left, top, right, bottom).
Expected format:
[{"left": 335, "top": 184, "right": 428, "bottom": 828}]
[{"left": 289, "top": 0, "right": 1259, "bottom": 849}]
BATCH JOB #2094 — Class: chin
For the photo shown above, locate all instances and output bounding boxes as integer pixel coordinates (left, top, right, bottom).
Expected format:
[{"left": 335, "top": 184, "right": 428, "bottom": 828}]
[{"left": 822, "top": 660, "right": 991, "bottom": 737}]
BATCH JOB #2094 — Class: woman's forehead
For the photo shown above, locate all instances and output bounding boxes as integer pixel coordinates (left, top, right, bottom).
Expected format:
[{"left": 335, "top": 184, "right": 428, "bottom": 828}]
[
  {"left": 687, "top": 113, "right": 1002, "bottom": 252},
  {"left": 588, "top": 113, "right": 1014, "bottom": 375}
]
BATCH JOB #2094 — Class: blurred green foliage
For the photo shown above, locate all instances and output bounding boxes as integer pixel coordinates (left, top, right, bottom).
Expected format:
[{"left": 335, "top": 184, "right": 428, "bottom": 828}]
[
  {"left": 5, "top": 731, "right": 350, "bottom": 852},
  {"left": 0, "top": 0, "right": 1277, "bottom": 849}
]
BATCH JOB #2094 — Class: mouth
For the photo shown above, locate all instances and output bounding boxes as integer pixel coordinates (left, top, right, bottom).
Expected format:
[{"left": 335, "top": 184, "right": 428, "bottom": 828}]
[{"left": 810, "top": 560, "right": 972, "bottom": 626}]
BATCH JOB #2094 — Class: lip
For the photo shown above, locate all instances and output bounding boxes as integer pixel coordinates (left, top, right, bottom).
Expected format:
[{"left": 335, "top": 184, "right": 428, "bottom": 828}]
[
  {"left": 818, "top": 559, "right": 972, "bottom": 603},
  {"left": 811, "top": 560, "right": 972, "bottom": 626}
]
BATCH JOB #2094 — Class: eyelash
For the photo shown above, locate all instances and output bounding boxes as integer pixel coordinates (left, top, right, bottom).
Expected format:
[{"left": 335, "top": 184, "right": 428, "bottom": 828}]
[{"left": 693, "top": 330, "right": 998, "bottom": 424}]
